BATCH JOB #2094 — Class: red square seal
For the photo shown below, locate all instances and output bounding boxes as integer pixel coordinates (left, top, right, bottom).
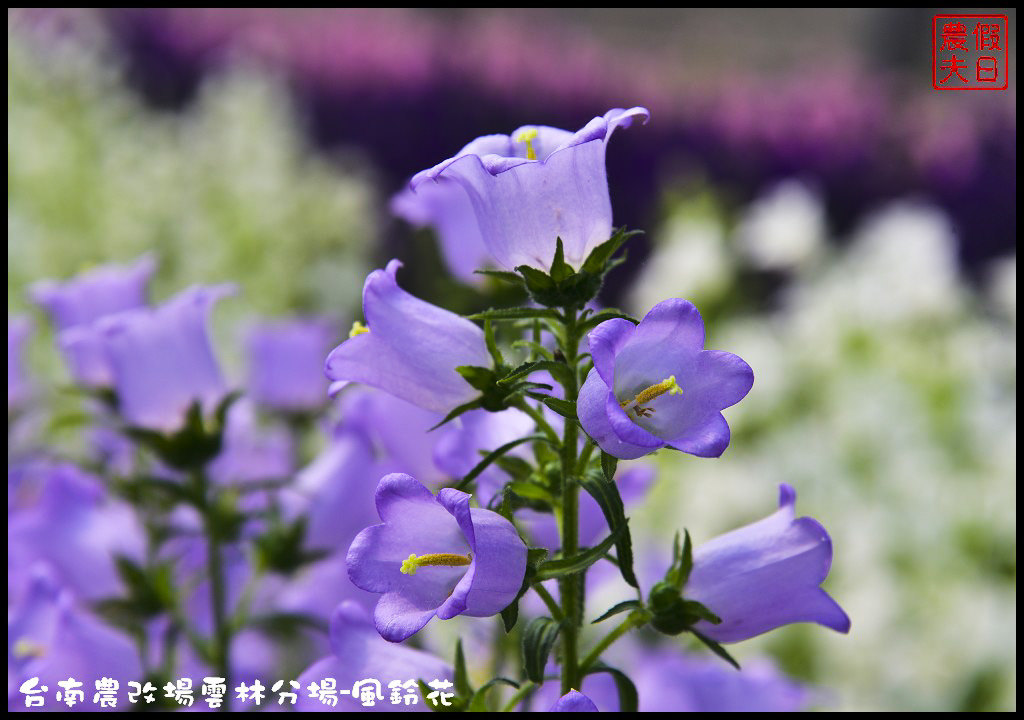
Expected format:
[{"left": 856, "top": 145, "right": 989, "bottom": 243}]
[{"left": 933, "top": 14, "right": 1009, "bottom": 90}]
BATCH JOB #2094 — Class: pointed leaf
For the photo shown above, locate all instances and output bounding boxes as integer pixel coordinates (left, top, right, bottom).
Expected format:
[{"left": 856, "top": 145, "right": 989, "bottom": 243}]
[
  {"left": 534, "top": 524, "right": 626, "bottom": 581},
  {"left": 522, "top": 617, "right": 562, "bottom": 683}
]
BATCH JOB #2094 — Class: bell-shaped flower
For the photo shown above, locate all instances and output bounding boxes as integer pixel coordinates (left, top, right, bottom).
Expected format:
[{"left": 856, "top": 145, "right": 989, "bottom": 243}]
[
  {"left": 29, "top": 254, "right": 155, "bottom": 332},
  {"left": 685, "top": 484, "right": 850, "bottom": 643},
  {"left": 577, "top": 298, "right": 753, "bottom": 459},
  {"left": 97, "top": 284, "right": 233, "bottom": 432},
  {"left": 296, "top": 601, "right": 452, "bottom": 712},
  {"left": 245, "top": 317, "right": 336, "bottom": 413},
  {"left": 550, "top": 690, "right": 600, "bottom": 712},
  {"left": 409, "top": 107, "right": 649, "bottom": 271},
  {"left": 325, "top": 260, "right": 491, "bottom": 415},
  {"left": 347, "top": 473, "right": 527, "bottom": 643}
]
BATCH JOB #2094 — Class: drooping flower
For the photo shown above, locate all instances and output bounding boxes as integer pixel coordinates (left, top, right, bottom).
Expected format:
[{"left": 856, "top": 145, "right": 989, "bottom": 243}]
[
  {"left": 296, "top": 601, "right": 452, "bottom": 712},
  {"left": 391, "top": 183, "right": 492, "bottom": 285},
  {"left": 577, "top": 298, "right": 753, "bottom": 459},
  {"left": 685, "top": 483, "right": 850, "bottom": 643},
  {"left": 97, "top": 284, "right": 233, "bottom": 432},
  {"left": 550, "top": 690, "right": 600, "bottom": 712},
  {"left": 347, "top": 473, "right": 527, "bottom": 642},
  {"left": 245, "top": 318, "right": 336, "bottom": 413},
  {"left": 8, "top": 564, "right": 142, "bottom": 704},
  {"left": 29, "top": 254, "right": 156, "bottom": 332},
  {"left": 324, "top": 260, "right": 491, "bottom": 415},
  {"left": 409, "top": 107, "right": 649, "bottom": 272}
]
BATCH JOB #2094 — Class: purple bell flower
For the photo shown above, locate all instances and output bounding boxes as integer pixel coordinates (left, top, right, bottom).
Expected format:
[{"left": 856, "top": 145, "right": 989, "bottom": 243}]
[
  {"left": 686, "top": 483, "right": 851, "bottom": 643},
  {"left": 347, "top": 473, "right": 527, "bottom": 643},
  {"left": 550, "top": 690, "right": 600, "bottom": 712},
  {"left": 577, "top": 298, "right": 753, "bottom": 459},
  {"left": 98, "top": 284, "right": 233, "bottom": 432},
  {"left": 409, "top": 107, "right": 649, "bottom": 271},
  {"left": 245, "top": 318, "right": 336, "bottom": 413},
  {"left": 325, "top": 260, "right": 491, "bottom": 415},
  {"left": 296, "top": 601, "right": 452, "bottom": 712},
  {"left": 29, "top": 254, "right": 155, "bottom": 332}
]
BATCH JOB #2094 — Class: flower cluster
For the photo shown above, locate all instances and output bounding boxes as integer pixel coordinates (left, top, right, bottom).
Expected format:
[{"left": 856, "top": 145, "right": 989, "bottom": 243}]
[{"left": 9, "top": 104, "right": 849, "bottom": 713}]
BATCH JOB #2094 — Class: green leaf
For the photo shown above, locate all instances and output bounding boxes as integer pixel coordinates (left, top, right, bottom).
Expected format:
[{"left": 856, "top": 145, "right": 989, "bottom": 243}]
[
  {"left": 483, "top": 319, "right": 504, "bottom": 368},
  {"left": 453, "top": 434, "right": 555, "bottom": 492},
  {"left": 499, "top": 547, "right": 548, "bottom": 632},
  {"left": 591, "top": 600, "right": 643, "bottom": 624},
  {"left": 473, "top": 269, "right": 526, "bottom": 287},
  {"left": 666, "top": 529, "right": 693, "bottom": 590},
  {"left": 467, "top": 677, "right": 519, "bottom": 712},
  {"left": 580, "top": 468, "right": 637, "bottom": 587},
  {"left": 522, "top": 617, "right": 562, "bottom": 683},
  {"left": 600, "top": 451, "right": 618, "bottom": 483},
  {"left": 583, "top": 663, "right": 639, "bottom": 713},
  {"left": 691, "top": 629, "right": 741, "bottom": 670},
  {"left": 534, "top": 523, "right": 627, "bottom": 581},
  {"left": 579, "top": 308, "right": 641, "bottom": 333},
  {"left": 527, "top": 394, "right": 578, "bottom": 422},
  {"left": 453, "top": 639, "right": 473, "bottom": 699},
  {"left": 428, "top": 398, "right": 485, "bottom": 432},
  {"left": 468, "top": 307, "right": 562, "bottom": 322},
  {"left": 510, "top": 339, "right": 554, "bottom": 361},
  {"left": 455, "top": 365, "right": 497, "bottom": 392},
  {"left": 498, "top": 360, "right": 573, "bottom": 387},
  {"left": 580, "top": 227, "right": 643, "bottom": 275}
]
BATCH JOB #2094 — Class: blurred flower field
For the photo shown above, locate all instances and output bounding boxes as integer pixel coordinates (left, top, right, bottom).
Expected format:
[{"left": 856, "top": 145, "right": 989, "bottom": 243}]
[{"left": 8, "top": 9, "right": 1016, "bottom": 713}]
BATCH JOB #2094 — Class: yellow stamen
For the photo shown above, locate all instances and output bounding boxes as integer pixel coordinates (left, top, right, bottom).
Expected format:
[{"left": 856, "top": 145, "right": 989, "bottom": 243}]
[
  {"left": 13, "top": 639, "right": 46, "bottom": 659},
  {"left": 400, "top": 552, "right": 473, "bottom": 576},
  {"left": 349, "top": 320, "right": 370, "bottom": 338},
  {"left": 619, "top": 375, "right": 683, "bottom": 417},
  {"left": 514, "top": 128, "right": 539, "bottom": 161}
]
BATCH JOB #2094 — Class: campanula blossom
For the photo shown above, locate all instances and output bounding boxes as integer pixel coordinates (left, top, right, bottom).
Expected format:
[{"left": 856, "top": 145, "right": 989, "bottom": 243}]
[
  {"left": 29, "top": 254, "right": 156, "bottom": 332},
  {"left": 245, "top": 318, "right": 336, "bottom": 413},
  {"left": 296, "top": 601, "right": 452, "bottom": 712},
  {"left": 325, "top": 260, "right": 491, "bottom": 415},
  {"left": 550, "top": 690, "right": 600, "bottom": 712},
  {"left": 347, "top": 473, "right": 527, "bottom": 643},
  {"left": 98, "top": 284, "right": 233, "bottom": 432},
  {"left": 577, "top": 298, "right": 753, "bottom": 459},
  {"left": 409, "top": 107, "right": 649, "bottom": 271},
  {"left": 685, "top": 483, "right": 850, "bottom": 643}
]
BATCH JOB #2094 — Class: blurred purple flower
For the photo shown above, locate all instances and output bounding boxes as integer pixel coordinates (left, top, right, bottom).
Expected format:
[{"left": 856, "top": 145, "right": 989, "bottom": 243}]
[
  {"left": 8, "top": 316, "right": 32, "bottom": 411},
  {"left": 8, "top": 463, "right": 145, "bottom": 601},
  {"left": 29, "top": 255, "right": 155, "bottom": 332},
  {"left": 8, "top": 564, "right": 142, "bottom": 709},
  {"left": 296, "top": 601, "right": 452, "bottom": 712},
  {"left": 246, "top": 318, "right": 336, "bottom": 413},
  {"left": 578, "top": 299, "right": 753, "bottom": 459},
  {"left": 391, "top": 183, "right": 492, "bottom": 285},
  {"left": 410, "top": 107, "right": 648, "bottom": 271},
  {"left": 325, "top": 260, "right": 490, "bottom": 415},
  {"left": 686, "top": 483, "right": 850, "bottom": 643},
  {"left": 208, "top": 400, "right": 294, "bottom": 486},
  {"left": 347, "top": 473, "right": 526, "bottom": 642},
  {"left": 550, "top": 690, "right": 599, "bottom": 712},
  {"left": 98, "top": 284, "right": 233, "bottom": 432}
]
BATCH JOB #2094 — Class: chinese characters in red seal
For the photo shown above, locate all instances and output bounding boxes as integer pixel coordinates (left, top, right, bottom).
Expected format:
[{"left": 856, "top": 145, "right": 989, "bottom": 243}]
[{"left": 933, "top": 14, "right": 1009, "bottom": 90}]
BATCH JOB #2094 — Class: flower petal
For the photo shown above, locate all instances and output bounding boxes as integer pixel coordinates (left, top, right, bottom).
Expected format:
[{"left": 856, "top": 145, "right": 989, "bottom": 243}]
[{"left": 578, "top": 369, "right": 659, "bottom": 460}]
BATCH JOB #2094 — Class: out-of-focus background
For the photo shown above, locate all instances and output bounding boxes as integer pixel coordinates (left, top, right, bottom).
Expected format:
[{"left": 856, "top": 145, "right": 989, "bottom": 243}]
[{"left": 8, "top": 8, "right": 1016, "bottom": 712}]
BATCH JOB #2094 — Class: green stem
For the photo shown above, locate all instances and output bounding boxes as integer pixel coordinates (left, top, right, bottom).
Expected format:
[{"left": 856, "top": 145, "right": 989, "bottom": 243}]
[
  {"left": 194, "top": 469, "right": 232, "bottom": 711},
  {"left": 557, "top": 306, "right": 581, "bottom": 695},
  {"left": 531, "top": 582, "right": 564, "bottom": 623},
  {"left": 579, "top": 613, "right": 645, "bottom": 673},
  {"left": 500, "top": 681, "right": 537, "bottom": 712}
]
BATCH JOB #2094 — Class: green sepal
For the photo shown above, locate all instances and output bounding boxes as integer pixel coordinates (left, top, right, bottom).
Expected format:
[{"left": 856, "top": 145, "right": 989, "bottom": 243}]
[
  {"left": 123, "top": 392, "right": 240, "bottom": 471},
  {"left": 591, "top": 599, "right": 643, "bottom": 625}
]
